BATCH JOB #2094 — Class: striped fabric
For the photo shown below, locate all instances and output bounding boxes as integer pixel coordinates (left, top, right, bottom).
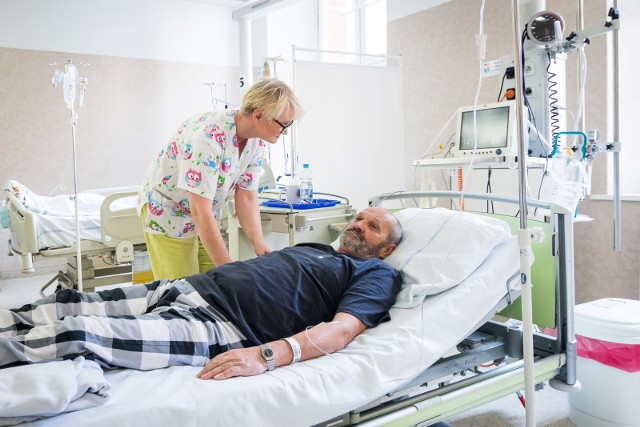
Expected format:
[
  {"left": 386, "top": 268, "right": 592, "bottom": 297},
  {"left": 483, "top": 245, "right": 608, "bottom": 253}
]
[{"left": 0, "top": 279, "right": 245, "bottom": 370}]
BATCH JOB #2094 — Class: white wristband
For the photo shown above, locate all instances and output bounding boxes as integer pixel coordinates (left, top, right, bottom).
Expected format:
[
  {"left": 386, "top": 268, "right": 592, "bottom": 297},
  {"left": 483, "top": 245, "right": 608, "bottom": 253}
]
[{"left": 283, "top": 337, "right": 302, "bottom": 364}]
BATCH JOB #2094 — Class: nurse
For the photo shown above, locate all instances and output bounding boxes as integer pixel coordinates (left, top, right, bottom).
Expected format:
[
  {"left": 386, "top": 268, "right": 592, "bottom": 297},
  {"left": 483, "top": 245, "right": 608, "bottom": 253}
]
[{"left": 138, "top": 78, "right": 304, "bottom": 279}]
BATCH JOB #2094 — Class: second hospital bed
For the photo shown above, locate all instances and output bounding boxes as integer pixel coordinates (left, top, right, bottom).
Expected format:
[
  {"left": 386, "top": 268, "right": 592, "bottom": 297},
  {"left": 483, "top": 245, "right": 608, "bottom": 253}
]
[
  {"left": 3, "top": 180, "right": 146, "bottom": 292},
  {"left": 1, "top": 192, "right": 577, "bottom": 427}
]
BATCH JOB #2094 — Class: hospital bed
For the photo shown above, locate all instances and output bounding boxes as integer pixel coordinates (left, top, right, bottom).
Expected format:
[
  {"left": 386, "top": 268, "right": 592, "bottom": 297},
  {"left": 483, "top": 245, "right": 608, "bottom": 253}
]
[
  {"left": 319, "top": 191, "right": 577, "bottom": 426},
  {"left": 3, "top": 180, "right": 146, "bottom": 293},
  {"left": 0, "top": 190, "right": 576, "bottom": 427}
]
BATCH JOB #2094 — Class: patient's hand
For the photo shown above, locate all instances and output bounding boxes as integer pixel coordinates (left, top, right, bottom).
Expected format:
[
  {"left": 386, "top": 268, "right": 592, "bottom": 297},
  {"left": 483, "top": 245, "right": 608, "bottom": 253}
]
[
  {"left": 197, "top": 347, "right": 266, "bottom": 380},
  {"left": 11, "top": 185, "right": 21, "bottom": 198}
]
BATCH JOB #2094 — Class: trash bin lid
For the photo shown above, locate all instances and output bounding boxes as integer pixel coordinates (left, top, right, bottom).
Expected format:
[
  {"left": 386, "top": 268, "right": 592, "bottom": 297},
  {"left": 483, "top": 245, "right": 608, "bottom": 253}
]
[{"left": 575, "top": 298, "right": 640, "bottom": 344}]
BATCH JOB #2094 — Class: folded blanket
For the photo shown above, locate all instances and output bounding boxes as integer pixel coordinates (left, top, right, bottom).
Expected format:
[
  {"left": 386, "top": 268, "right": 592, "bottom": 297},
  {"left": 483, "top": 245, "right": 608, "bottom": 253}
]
[{"left": 0, "top": 357, "right": 111, "bottom": 426}]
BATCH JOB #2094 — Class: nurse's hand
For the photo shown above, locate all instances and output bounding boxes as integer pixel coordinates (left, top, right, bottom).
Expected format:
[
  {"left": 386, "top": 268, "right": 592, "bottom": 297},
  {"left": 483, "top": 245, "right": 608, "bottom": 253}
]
[
  {"left": 253, "top": 240, "right": 271, "bottom": 256},
  {"left": 198, "top": 348, "right": 266, "bottom": 380}
]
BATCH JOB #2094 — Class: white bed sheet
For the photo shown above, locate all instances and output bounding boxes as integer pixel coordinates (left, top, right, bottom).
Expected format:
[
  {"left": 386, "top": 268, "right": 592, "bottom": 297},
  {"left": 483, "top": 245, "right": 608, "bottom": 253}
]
[
  {"left": 22, "top": 237, "right": 520, "bottom": 427},
  {"left": 5, "top": 180, "right": 134, "bottom": 250}
]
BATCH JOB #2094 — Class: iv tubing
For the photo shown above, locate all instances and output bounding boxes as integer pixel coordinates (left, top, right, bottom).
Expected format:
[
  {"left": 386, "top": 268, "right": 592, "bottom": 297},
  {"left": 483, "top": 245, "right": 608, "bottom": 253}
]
[{"left": 458, "top": 0, "right": 487, "bottom": 211}]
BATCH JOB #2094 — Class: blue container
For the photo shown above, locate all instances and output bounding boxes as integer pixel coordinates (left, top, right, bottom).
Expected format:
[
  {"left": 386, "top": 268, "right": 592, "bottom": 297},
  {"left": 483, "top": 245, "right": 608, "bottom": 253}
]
[
  {"left": 0, "top": 206, "right": 9, "bottom": 228},
  {"left": 261, "top": 199, "right": 341, "bottom": 210}
]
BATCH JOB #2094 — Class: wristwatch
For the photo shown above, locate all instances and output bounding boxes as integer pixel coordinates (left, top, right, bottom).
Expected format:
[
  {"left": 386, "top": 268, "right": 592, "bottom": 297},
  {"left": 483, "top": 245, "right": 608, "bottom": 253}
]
[{"left": 259, "top": 344, "right": 276, "bottom": 371}]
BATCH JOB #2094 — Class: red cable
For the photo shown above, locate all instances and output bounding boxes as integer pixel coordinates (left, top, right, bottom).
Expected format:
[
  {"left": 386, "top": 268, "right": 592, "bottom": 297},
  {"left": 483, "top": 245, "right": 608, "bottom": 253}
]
[{"left": 457, "top": 167, "right": 464, "bottom": 210}]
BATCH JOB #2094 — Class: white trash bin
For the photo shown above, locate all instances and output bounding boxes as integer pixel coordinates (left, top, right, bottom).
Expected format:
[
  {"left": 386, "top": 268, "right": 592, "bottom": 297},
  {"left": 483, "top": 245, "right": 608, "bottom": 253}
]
[{"left": 569, "top": 298, "right": 640, "bottom": 427}]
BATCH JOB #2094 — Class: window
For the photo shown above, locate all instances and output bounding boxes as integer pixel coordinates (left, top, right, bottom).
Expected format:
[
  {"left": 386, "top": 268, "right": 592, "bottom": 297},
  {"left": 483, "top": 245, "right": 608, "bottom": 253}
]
[{"left": 319, "top": 0, "right": 386, "bottom": 62}]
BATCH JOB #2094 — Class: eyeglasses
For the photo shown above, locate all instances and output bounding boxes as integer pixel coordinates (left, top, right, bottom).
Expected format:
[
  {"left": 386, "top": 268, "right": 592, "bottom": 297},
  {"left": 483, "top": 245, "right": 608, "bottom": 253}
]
[{"left": 273, "top": 118, "right": 294, "bottom": 134}]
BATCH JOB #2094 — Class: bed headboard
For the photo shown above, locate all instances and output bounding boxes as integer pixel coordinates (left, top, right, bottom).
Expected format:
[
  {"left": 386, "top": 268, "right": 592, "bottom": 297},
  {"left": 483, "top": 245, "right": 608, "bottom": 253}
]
[
  {"left": 368, "top": 191, "right": 560, "bottom": 329},
  {"left": 474, "top": 212, "right": 556, "bottom": 329}
]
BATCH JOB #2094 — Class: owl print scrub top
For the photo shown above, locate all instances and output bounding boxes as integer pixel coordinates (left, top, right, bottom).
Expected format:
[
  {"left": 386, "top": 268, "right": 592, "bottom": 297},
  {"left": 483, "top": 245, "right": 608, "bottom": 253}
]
[{"left": 138, "top": 110, "right": 267, "bottom": 239}]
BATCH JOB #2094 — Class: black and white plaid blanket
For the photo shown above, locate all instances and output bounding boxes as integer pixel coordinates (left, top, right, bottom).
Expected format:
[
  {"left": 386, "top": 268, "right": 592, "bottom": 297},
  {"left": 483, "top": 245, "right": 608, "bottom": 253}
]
[{"left": 0, "top": 279, "right": 245, "bottom": 370}]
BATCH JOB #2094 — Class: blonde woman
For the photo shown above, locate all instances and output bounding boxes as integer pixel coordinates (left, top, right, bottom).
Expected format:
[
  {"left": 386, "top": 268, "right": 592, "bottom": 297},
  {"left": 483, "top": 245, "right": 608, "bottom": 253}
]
[{"left": 138, "top": 78, "right": 304, "bottom": 279}]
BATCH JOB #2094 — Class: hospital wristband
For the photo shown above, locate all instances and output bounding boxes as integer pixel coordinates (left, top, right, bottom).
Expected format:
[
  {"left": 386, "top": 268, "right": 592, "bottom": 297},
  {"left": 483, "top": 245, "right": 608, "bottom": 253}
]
[{"left": 282, "top": 337, "right": 302, "bottom": 364}]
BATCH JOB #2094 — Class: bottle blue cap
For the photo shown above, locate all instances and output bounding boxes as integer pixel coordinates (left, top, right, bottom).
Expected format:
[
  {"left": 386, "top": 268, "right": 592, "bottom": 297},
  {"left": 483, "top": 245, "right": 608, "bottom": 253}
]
[{"left": 303, "top": 164, "right": 309, "bottom": 168}]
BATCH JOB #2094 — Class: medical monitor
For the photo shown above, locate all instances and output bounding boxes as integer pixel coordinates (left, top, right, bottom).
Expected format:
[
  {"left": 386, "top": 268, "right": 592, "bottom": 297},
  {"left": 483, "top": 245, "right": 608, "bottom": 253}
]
[{"left": 451, "top": 101, "right": 517, "bottom": 159}]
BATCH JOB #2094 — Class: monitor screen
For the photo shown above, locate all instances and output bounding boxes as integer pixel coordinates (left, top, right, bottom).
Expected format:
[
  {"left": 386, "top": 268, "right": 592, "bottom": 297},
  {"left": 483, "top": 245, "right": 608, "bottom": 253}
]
[{"left": 459, "top": 105, "right": 511, "bottom": 151}]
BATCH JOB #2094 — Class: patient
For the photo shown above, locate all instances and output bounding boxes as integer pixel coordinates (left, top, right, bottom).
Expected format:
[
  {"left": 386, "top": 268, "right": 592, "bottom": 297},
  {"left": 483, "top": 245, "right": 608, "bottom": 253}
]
[{"left": 0, "top": 207, "right": 402, "bottom": 380}]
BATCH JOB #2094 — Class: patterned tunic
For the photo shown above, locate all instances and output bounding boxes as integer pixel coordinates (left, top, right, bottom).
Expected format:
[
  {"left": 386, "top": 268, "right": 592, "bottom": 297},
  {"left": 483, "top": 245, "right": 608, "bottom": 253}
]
[{"left": 137, "top": 110, "right": 266, "bottom": 238}]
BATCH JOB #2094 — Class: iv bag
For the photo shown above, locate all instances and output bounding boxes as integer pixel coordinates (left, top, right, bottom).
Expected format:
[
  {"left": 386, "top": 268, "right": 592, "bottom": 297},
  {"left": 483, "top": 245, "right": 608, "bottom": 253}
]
[
  {"left": 63, "top": 65, "right": 78, "bottom": 109},
  {"left": 539, "top": 156, "right": 587, "bottom": 215}
]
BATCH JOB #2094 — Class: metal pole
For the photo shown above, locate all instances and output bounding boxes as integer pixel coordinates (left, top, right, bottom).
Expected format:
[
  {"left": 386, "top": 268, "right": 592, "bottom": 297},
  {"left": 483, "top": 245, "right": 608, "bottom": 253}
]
[
  {"left": 511, "top": 1, "right": 536, "bottom": 426},
  {"left": 71, "top": 109, "right": 83, "bottom": 292},
  {"left": 291, "top": 45, "right": 298, "bottom": 180},
  {"left": 577, "top": 0, "right": 585, "bottom": 133},
  {"left": 612, "top": 0, "right": 622, "bottom": 251},
  {"left": 562, "top": 213, "right": 578, "bottom": 385}
]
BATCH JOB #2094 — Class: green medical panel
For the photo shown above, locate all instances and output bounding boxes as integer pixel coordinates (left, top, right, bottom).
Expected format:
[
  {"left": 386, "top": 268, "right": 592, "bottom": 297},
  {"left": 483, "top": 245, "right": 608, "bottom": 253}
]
[{"left": 474, "top": 212, "right": 556, "bottom": 329}]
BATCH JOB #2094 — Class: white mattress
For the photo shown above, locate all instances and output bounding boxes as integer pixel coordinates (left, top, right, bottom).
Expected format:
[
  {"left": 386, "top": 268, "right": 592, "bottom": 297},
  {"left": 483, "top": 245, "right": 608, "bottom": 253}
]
[{"left": 22, "top": 237, "right": 520, "bottom": 427}]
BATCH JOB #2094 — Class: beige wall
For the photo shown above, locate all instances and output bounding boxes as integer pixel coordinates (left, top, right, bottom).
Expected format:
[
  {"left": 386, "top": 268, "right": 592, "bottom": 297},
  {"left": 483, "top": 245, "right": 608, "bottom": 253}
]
[
  {"left": 0, "top": 47, "right": 238, "bottom": 278},
  {"left": 389, "top": 0, "right": 639, "bottom": 303}
]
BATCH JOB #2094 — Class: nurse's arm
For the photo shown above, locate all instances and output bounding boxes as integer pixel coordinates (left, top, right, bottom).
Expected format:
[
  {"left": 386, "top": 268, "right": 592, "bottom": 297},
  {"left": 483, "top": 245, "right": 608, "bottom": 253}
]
[
  {"left": 234, "top": 187, "right": 270, "bottom": 256},
  {"left": 189, "top": 192, "right": 233, "bottom": 266}
]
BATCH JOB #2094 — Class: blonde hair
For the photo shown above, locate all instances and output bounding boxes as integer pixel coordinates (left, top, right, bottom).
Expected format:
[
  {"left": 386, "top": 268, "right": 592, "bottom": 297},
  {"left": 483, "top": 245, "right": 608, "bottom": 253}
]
[{"left": 241, "top": 78, "right": 304, "bottom": 121}]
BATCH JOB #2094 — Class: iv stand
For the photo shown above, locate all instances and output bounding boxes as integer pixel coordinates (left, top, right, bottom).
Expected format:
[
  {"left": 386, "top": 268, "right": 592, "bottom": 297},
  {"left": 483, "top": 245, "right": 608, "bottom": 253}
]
[
  {"left": 70, "top": 99, "right": 82, "bottom": 292},
  {"left": 51, "top": 60, "right": 88, "bottom": 292},
  {"left": 510, "top": 2, "right": 536, "bottom": 426}
]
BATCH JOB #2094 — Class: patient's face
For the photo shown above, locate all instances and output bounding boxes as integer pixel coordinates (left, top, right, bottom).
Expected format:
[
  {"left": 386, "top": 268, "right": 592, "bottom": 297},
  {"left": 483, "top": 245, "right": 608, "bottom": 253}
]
[{"left": 340, "top": 208, "right": 394, "bottom": 258}]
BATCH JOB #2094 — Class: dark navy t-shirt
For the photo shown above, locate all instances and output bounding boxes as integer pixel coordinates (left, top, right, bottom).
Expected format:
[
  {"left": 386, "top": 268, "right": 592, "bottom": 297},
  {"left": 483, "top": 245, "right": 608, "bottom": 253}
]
[{"left": 187, "top": 243, "right": 402, "bottom": 346}]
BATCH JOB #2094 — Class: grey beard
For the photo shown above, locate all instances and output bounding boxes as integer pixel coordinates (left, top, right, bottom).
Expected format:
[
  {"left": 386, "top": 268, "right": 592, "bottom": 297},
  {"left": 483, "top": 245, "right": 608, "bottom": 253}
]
[{"left": 340, "top": 231, "right": 382, "bottom": 258}]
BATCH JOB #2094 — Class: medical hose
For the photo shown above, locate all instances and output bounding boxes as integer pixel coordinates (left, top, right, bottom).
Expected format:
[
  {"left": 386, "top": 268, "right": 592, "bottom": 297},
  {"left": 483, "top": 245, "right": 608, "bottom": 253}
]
[{"left": 547, "top": 52, "right": 561, "bottom": 142}]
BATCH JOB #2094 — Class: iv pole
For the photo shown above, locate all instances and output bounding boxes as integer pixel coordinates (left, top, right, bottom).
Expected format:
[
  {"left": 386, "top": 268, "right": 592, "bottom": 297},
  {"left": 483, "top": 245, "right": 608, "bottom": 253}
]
[
  {"left": 51, "top": 60, "right": 88, "bottom": 292},
  {"left": 510, "top": 2, "right": 536, "bottom": 426}
]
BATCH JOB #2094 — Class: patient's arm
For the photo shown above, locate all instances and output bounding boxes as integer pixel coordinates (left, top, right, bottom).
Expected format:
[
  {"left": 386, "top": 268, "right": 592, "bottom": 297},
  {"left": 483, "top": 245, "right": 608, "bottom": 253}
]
[
  {"left": 291, "top": 312, "right": 367, "bottom": 361},
  {"left": 197, "top": 312, "right": 366, "bottom": 380}
]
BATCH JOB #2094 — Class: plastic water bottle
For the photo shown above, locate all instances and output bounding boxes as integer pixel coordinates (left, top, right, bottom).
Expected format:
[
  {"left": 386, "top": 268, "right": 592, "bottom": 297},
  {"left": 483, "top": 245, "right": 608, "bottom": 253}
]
[{"left": 298, "top": 163, "right": 314, "bottom": 203}]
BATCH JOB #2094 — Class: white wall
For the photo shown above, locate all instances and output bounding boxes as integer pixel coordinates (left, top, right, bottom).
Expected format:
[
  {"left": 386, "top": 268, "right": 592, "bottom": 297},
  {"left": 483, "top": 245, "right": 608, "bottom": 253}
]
[
  {"left": 0, "top": 0, "right": 238, "bottom": 65},
  {"left": 387, "top": 0, "right": 449, "bottom": 22},
  {"left": 248, "top": 0, "right": 319, "bottom": 180}
]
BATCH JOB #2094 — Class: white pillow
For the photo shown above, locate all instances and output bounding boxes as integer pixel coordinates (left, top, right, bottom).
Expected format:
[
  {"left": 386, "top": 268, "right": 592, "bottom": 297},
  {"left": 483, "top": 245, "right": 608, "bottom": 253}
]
[{"left": 384, "top": 208, "right": 511, "bottom": 296}]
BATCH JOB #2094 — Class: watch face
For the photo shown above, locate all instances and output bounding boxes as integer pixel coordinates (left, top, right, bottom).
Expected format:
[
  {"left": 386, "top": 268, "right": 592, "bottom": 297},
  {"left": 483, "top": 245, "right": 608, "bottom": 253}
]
[{"left": 262, "top": 347, "right": 274, "bottom": 358}]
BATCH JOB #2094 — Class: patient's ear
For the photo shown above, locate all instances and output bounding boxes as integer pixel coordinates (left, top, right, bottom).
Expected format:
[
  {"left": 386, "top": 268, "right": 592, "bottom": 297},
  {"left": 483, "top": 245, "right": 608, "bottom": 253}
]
[{"left": 379, "top": 244, "right": 396, "bottom": 260}]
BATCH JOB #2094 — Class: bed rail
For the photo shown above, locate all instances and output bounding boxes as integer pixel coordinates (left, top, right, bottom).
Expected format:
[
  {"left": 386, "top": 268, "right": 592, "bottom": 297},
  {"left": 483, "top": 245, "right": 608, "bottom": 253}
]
[
  {"left": 100, "top": 190, "right": 145, "bottom": 248},
  {"left": 5, "top": 191, "right": 39, "bottom": 272},
  {"left": 354, "top": 355, "right": 566, "bottom": 426},
  {"left": 369, "top": 190, "right": 553, "bottom": 210}
]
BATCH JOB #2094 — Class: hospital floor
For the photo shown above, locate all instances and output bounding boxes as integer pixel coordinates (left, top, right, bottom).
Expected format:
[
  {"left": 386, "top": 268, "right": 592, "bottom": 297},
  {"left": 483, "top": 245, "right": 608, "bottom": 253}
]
[
  {"left": 0, "top": 274, "right": 577, "bottom": 427},
  {"left": 444, "top": 387, "right": 577, "bottom": 426}
]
